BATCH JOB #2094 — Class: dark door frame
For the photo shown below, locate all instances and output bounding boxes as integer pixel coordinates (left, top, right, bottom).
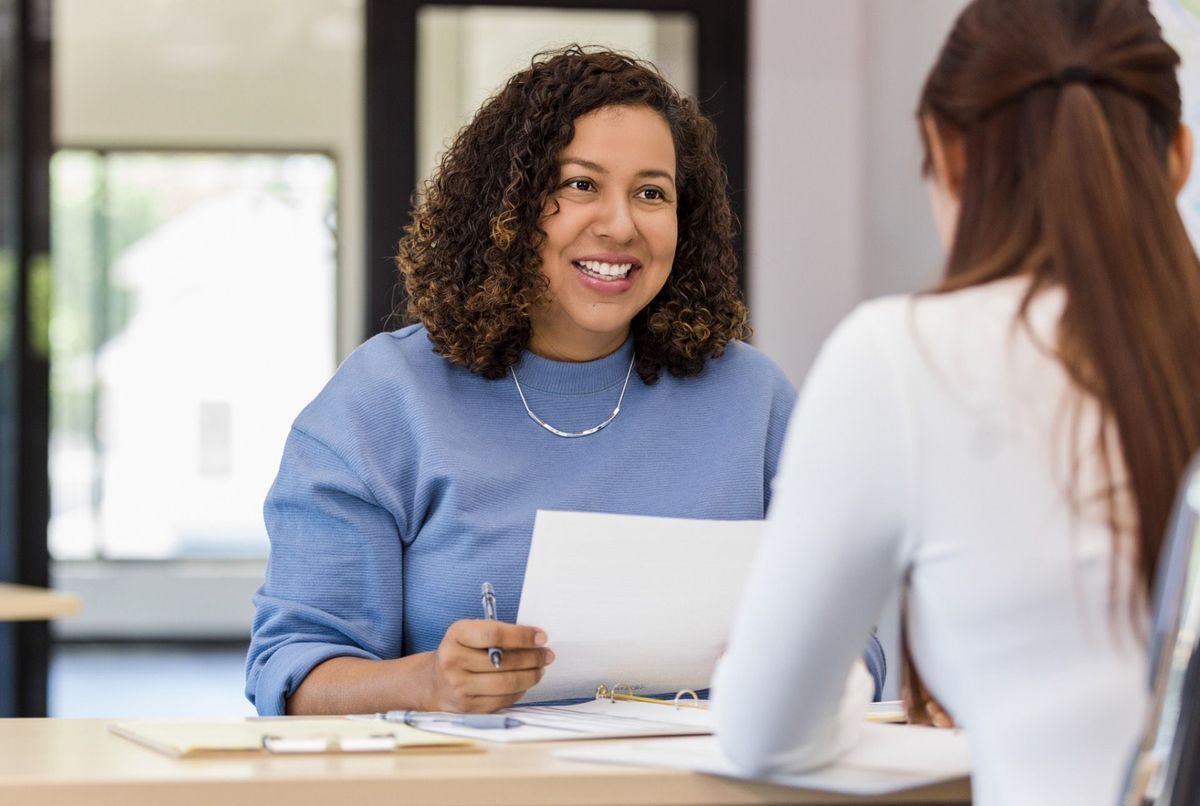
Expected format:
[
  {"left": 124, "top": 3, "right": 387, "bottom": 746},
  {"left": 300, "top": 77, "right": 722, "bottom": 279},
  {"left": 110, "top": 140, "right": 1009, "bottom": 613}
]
[
  {"left": 364, "top": 0, "right": 748, "bottom": 339},
  {"left": 0, "top": 0, "right": 52, "bottom": 718}
]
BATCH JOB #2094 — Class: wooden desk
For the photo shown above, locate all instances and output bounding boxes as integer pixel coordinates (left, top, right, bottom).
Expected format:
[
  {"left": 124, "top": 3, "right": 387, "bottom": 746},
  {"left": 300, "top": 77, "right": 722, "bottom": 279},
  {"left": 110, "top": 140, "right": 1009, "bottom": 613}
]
[
  {"left": 0, "top": 719, "right": 970, "bottom": 806},
  {"left": 0, "top": 583, "right": 80, "bottom": 621}
]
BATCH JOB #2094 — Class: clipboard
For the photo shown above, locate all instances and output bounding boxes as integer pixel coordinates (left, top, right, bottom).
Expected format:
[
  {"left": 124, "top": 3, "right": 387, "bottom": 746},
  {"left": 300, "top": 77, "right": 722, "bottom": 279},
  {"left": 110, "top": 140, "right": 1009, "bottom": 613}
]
[{"left": 108, "top": 717, "right": 475, "bottom": 757}]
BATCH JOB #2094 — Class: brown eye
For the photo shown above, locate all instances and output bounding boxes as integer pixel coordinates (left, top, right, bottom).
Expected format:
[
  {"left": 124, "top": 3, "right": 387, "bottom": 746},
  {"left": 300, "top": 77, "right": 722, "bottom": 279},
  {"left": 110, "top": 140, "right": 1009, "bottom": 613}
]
[{"left": 563, "top": 179, "right": 594, "bottom": 192}]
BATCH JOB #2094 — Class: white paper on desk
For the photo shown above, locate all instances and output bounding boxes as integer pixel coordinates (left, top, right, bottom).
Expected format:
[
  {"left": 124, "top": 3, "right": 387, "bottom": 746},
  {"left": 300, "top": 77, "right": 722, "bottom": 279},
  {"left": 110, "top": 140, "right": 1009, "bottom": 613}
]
[
  {"left": 410, "top": 699, "right": 713, "bottom": 744},
  {"left": 556, "top": 724, "right": 972, "bottom": 796},
  {"left": 516, "top": 510, "right": 764, "bottom": 703}
]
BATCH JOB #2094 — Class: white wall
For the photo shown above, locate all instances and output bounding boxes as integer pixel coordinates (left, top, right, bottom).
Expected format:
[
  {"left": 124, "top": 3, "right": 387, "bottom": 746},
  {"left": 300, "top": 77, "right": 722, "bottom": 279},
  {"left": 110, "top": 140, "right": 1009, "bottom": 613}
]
[
  {"left": 861, "top": 2, "right": 962, "bottom": 299},
  {"left": 748, "top": 0, "right": 964, "bottom": 386},
  {"left": 746, "top": 0, "right": 864, "bottom": 388}
]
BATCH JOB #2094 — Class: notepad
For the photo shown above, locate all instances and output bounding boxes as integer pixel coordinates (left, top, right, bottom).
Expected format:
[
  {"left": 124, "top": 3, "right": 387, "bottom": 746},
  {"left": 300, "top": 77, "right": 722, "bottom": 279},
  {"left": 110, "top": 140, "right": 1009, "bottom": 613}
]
[
  {"left": 516, "top": 510, "right": 764, "bottom": 703},
  {"left": 109, "top": 718, "right": 474, "bottom": 757}
]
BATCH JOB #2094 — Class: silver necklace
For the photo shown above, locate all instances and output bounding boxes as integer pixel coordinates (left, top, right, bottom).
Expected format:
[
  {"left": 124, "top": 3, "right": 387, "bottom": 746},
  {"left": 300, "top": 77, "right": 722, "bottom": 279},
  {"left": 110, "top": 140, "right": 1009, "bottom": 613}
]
[{"left": 510, "top": 353, "right": 636, "bottom": 438}]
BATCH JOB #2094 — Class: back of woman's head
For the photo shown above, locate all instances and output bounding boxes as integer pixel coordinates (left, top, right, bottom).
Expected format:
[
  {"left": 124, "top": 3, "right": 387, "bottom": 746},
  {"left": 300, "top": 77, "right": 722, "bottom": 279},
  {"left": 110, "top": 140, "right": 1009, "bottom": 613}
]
[
  {"left": 919, "top": 0, "right": 1200, "bottom": 592},
  {"left": 398, "top": 46, "right": 747, "bottom": 384}
]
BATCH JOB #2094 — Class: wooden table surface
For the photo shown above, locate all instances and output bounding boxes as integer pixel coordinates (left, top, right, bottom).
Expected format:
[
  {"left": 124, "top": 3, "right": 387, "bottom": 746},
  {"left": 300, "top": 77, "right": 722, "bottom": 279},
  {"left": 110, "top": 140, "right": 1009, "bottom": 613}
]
[
  {"left": 0, "top": 719, "right": 971, "bottom": 806},
  {"left": 0, "top": 583, "right": 80, "bottom": 621}
]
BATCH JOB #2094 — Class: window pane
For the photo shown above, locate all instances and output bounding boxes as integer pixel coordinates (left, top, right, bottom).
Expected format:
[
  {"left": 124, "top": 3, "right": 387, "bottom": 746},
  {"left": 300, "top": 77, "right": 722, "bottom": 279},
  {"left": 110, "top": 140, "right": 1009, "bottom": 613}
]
[
  {"left": 49, "top": 151, "right": 337, "bottom": 559},
  {"left": 416, "top": 6, "right": 697, "bottom": 187}
]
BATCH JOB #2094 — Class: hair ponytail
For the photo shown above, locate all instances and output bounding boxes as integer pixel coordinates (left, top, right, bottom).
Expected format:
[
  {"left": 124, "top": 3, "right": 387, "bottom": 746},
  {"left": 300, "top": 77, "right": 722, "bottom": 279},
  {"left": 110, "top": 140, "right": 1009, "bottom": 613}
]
[
  {"left": 1042, "top": 81, "right": 1200, "bottom": 585},
  {"left": 903, "top": 0, "right": 1200, "bottom": 722}
]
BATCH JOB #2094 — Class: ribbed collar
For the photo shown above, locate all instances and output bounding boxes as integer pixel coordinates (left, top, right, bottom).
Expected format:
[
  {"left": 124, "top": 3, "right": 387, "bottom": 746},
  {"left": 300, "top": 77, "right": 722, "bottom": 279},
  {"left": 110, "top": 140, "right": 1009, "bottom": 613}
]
[{"left": 509, "top": 338, "right": 635, "bottom": 394}]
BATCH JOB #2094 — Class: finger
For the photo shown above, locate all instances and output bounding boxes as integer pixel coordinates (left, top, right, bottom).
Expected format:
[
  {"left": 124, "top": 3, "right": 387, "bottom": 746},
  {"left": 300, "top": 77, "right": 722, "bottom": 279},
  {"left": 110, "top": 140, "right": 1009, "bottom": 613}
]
[
  {"left": 462, "top": 647, "right": 554, "bottom": 673},
  {"left": 459, "top": 694, "right": 525, "bottom": 714},
  {"left": 927, "top": 704, "right": 954, "bottom": 729},
  {"left": 452, "top": 620, "right": 547, "bottom": 650},
  {"left": 460, "top": 668, "right": 545, "bottom": 699}
]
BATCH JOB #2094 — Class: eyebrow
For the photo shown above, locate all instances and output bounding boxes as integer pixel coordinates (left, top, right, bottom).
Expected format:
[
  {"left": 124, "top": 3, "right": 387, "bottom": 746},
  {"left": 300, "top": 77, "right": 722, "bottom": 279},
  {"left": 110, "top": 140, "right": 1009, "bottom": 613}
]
[{"left": 560, "top": 157, "right": 676, "bottom": 185}]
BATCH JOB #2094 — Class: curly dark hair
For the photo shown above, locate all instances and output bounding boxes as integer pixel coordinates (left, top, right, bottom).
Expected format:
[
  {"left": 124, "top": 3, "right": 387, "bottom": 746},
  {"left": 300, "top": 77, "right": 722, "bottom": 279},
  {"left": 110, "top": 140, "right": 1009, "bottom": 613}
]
[{"left": 396, "top": 45, "right": 749, "bottom": 384}]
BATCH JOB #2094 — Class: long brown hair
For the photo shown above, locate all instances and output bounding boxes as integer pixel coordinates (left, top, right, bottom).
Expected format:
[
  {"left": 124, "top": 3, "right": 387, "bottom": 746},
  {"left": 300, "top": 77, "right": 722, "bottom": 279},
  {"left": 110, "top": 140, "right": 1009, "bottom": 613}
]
[{"left": 905, "top": 0, "right": 1200, "bottom": 721}]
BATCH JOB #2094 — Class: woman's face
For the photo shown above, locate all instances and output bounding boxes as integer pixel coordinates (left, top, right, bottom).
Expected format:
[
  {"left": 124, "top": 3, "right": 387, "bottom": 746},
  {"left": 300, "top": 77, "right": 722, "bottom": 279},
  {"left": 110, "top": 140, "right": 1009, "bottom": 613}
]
[{"left": 528, "top": 104, "right": 678, "bottom": 362}]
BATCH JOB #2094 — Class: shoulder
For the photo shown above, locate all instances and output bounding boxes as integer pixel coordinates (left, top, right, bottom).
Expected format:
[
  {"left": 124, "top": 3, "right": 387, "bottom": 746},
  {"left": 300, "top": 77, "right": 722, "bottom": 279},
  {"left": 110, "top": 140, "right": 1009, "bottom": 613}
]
[
  {"left": 290, "top": 324, "right": 464, "bottom": 443},
  {"left": 823, "top": 279, "right": 1030, "bottom": 361},
  {"left": 698, "top": 340, "right": 796, "bottom": 402},
  {"left": 338, "top": 323, "right": 443, "bottom": 378},
  {"left": 838, "top": 277, "right": 1049, "bottom": 373},
  {"left": 899, "top": 276, "right": 1040, "bottom": 345},
  {"left": 815, "top": 294, "right": 912, "bottom": 369},
  {"left": 321, "top": 323, "right": 470, "bottom": 396}
]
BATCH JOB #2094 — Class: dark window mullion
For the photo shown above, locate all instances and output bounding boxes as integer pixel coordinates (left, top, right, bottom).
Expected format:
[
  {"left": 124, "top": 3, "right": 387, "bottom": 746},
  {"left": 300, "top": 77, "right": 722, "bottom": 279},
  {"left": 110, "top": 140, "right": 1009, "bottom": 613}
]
[{"left": 0, "top": 0, "right": 52, "bottom": 718}]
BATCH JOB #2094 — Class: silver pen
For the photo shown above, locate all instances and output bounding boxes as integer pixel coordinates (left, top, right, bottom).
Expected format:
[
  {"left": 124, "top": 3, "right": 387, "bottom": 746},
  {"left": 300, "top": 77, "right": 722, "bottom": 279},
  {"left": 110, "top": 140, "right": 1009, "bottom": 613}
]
[
  {"left": 481, "top": 582, "right": 503, "bottom": 668},
  {"left": 386, "top": 710, "right": 523, "bottom": 729}
]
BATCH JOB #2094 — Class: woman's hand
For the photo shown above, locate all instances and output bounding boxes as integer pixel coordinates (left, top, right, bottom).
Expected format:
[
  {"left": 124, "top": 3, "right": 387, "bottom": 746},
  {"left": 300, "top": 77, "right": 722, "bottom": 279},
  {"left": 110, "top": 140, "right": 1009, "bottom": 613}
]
[
  {"left": 914, "top": 697, "right": 955, "bottom": 728},
  {"left": 902, "top": 676, "right": 956, "bottom": 728},
  {"left": 424, "top": 619, "right": 554, "bottom": 712}
]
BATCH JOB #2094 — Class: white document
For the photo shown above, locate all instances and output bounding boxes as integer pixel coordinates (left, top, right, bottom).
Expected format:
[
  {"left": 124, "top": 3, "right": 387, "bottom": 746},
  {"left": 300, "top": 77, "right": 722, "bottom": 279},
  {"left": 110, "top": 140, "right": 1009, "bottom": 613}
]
[
  {"left": 406, "top": 700, "right": 907, "bottom": 746},
  {"left": 516, "top": 510, "right": 764, "bottom": 703},
  {"left": 556, "top": 725, "right": 972, "bottom": 796},
  {"left": 406, "top": 698, "right": 713, "bottom": 744}
]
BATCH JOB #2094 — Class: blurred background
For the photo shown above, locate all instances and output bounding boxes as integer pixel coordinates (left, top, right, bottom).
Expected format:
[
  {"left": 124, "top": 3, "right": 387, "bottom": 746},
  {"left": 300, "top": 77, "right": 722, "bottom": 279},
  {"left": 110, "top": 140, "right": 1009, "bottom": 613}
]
[{"left": 2, "top": 0, "right": 1197, "bottom": 719}]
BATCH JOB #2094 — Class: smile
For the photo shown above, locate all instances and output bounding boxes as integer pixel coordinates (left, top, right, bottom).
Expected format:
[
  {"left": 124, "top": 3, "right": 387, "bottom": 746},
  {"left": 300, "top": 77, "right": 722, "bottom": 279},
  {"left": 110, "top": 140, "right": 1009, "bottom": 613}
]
[{"left": 572, "top": 259, "right": 639, "bottom": 280}]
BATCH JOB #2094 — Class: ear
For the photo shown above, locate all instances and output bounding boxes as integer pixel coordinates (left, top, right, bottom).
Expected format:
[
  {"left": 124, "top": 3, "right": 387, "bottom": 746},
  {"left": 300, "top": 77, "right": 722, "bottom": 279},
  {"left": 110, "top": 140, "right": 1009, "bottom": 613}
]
[
  {"left": 922, "top": 115, "right": 965, "bottom": 201},
  {"left": 1169, "top": 123, "right": 1193, "bottom": 196}
]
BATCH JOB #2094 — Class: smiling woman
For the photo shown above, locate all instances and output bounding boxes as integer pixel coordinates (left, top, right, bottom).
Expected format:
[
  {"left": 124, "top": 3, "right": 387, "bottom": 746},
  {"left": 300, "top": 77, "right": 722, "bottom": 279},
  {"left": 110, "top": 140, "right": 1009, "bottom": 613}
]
[{"left": 245, "top": 47, "right": 884, "bottom": 718}]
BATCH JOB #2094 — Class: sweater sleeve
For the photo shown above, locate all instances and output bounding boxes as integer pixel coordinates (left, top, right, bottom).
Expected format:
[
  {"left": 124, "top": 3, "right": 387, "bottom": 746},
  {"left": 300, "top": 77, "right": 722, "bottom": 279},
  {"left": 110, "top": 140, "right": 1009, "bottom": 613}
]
[
  {"left": 712, "top": 302, "right": 915, "bottom": 774},
  {"left": 245, "top": 427, "right": 406, "bottom": 716}
]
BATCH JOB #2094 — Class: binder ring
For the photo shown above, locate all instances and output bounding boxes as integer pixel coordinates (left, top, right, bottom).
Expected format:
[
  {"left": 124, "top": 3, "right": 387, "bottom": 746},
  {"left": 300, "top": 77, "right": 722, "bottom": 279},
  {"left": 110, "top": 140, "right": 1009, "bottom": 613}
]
[
  {"left": 673, "top": 690, "right": 699, "bottom": 710},
  {"left": 595, "top": 683, "right": 640, "bottom": 701}
]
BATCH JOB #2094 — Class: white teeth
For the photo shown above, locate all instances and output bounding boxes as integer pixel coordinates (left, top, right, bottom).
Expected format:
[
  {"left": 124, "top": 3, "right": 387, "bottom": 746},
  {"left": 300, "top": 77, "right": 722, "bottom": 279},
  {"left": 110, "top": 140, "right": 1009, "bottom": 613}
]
[{"left": 576, "top": 260, "right": 634, "bottom": 278}]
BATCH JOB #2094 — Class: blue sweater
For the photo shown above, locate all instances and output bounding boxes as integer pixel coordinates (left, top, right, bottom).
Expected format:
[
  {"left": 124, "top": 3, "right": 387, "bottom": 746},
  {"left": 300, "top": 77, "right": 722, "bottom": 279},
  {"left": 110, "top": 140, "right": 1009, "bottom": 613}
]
[{"left": 246, "top": 325, "right": 878, "bottom": 715}]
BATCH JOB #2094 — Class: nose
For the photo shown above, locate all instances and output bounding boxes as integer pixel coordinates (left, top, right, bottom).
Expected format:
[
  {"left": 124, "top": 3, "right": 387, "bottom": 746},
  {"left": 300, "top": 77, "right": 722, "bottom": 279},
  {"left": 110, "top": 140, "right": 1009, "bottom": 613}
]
[{"left": 590, "top": 192, "right": 637, "bottom": 244}]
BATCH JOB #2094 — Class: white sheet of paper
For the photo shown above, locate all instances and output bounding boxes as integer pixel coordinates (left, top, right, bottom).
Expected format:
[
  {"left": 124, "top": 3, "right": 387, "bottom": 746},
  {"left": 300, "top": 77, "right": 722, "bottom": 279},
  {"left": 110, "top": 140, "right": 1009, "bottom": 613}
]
[
  {"left": 516, "top": 510, "right": 764, "bottom": 703},
  {"left": 404, "top": 699, "right": 713, "bottom": 744},
  {"left": 556, "top": 725, "right": 972, "bottom": 796}
]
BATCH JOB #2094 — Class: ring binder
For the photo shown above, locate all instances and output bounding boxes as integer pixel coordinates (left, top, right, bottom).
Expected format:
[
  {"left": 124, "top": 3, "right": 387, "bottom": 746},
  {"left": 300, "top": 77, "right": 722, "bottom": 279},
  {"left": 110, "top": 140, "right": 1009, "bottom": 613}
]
[
  {"left": 595, "top": 684, "right": 706, "bottom": 710},
  {"left": 673, "top": 690, "right": 701, "bottom": 708}
]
